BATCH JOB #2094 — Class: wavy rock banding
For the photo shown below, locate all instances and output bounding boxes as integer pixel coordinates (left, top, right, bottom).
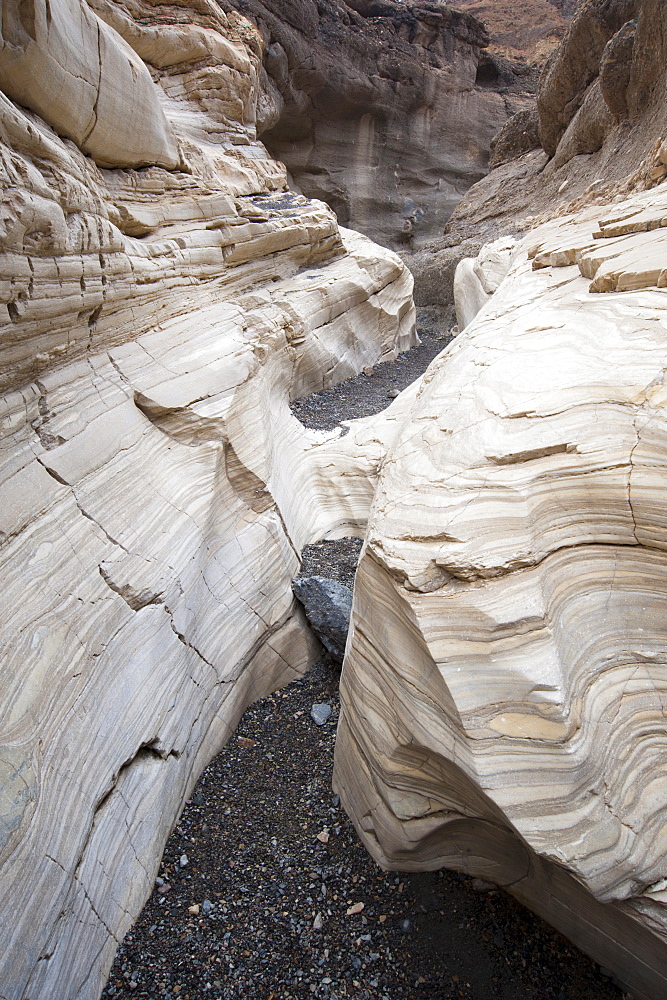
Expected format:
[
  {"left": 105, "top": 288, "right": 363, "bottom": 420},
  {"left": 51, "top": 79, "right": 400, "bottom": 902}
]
[
  {"left": 334, "top": 183, "right": 667, "bottom": 1000},
  {"left": 0, "top": 2, "right": 415, "bottom": 997}
]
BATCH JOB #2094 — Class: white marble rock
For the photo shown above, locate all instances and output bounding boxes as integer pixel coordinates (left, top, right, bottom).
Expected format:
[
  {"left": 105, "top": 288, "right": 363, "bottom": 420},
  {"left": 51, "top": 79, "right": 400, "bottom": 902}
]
[
  {"left": 335, "top": 187, "right": 667, "bottom": 1000},
  {"left": 0, "top": 2, "right": 416, "bottom": 998}
]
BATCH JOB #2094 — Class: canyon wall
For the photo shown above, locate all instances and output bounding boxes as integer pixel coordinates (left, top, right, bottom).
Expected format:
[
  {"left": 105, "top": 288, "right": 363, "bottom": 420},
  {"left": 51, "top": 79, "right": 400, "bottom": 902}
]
[
  {"left": 409, "top": 0, "right": 667, "bottom": 306},
  {"left": 333, "top": 3, "right": 667, "bottom": 998},
  {"left": 225, "top": 0, "right": 532, "bottom": 252},
  {"left": 0, "top": 2, "right": 416, "bottom": 997}
]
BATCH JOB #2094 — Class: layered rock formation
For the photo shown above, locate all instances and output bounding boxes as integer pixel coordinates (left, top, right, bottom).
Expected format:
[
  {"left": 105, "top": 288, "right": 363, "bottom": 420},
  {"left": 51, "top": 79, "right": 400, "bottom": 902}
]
[
  {"left": 225, "top": 0, "right": 532, "bottom": 251},
  {"left": 409, "top": 0, "right": 667, "bottom": 306},
  {"left": 333, "top": 84, "right": 667, "bottom": 1000},
  {"left": 336, "top": 182, "right": 667, "bottom": 1000},
  {"left": 0, "top": 2, "right": 416, "bottom": 997}
]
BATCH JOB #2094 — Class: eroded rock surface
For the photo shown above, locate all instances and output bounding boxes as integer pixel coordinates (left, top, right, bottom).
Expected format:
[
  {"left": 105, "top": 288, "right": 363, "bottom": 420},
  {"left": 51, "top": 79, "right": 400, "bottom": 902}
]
[
  {"left": 0, "top": 2, "right": 416, "bottom": 997},
  {"left": 225, "top": 0, "right": 532, "bottom": 250},
  {"left": 333, "top": 180, "right": 667, "bottom": 1000},
  {"left": 409, "top": 0, "right": 667, "bottom": 307}
]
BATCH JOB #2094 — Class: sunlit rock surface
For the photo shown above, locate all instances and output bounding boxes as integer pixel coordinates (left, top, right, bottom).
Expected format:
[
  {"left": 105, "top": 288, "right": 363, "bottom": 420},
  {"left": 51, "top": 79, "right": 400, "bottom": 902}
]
[
  {"left": 334, "top": 182, "right": 667, "bottom": 1000},
  {"left": 0, "top": 2, "right": 415, "bottom": 997}
]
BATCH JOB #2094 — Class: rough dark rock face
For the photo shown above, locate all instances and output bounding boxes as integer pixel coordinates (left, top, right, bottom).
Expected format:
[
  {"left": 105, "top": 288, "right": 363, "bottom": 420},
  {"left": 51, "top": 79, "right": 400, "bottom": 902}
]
[
  {"left": 537, "top": 0, "right": 639, "bottom": 156},
  {"left": 227, "top": 0, "right": 531, "bottom": 250},
  {"left": 408, "top": 0, "right": 667, "bottom": 307},
  {"left": 489, "top": 107, "right": 541, "bottom": 167},
  {"left": 599, "top": 17, "right": 638, "bottom": 118},
  {"left": 292, "top": 575, "right": 353, "bottom": 662}
]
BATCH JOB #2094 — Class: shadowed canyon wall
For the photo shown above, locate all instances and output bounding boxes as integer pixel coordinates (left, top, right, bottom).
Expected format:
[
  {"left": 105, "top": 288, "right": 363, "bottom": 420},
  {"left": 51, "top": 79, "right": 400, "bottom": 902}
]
[
  {"left": 225, "top": 0, "right": 533, "bottom": 251},
  {"left": 408, "top": 0, "right": 667, "bottom": 306}
]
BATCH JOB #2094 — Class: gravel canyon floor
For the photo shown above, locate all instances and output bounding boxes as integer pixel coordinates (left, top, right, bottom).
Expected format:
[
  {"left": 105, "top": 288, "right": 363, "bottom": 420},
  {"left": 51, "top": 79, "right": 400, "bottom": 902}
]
[{"left": 101, "top": 320, "right": 627, "bottom": 1000}]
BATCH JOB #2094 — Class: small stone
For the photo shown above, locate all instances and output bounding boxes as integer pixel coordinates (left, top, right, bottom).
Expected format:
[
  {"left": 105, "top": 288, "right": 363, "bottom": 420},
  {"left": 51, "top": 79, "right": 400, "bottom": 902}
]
[
  {"left": 471, "top": 877, "right": 496, "bottom": 893},
  {"left": 346, "top": 902, "right": 364, "bottom": 915},
  {"left": 387, "top": 389, "right": 400, "bottom": 398},
  {"left": 237, "top": 736, "right": 256, "bottom": 748},
  {"left": 158, "top": 883, "right": 171, "bottom": 895},
  {"left": 202, "top": 899, "right": 213, "bottom": 914},
  {"left": 311, "top": 703, "right": 332, "bottom": 725},
  {"left": 379, "top": 914, "right": 387, "bottom": 923},
  {"left": 179, "top": 854, "right": 189, "bottom": 868},
  {"left": 313, "top": 913, "right": 324, "bottom": 930},
  {"left": 363, "top": 366, "right": 374, "bottom": 376},
  {"left": 188, "top": 904, "right": 200, "bottom": 915},
  {"left": 400, "top": 918, "right": 411, "bottom": 932},
  {"left": 316, "top": 829, "right": 330, "bottom": 844}
]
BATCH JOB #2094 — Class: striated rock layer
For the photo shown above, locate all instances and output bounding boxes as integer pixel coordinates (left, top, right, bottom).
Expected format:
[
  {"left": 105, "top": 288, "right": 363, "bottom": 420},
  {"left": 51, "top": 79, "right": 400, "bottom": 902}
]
[
  {"left": 0, "top": 2, "right": 415, "bottom": 997},
  {"left": 334, "top": 180, "right": 667, "bottom": 1000}
]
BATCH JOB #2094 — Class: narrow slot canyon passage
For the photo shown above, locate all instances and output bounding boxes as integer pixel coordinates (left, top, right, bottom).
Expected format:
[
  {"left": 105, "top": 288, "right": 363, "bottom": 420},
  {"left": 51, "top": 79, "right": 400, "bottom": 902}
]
[{"left": 101, "top": 316, "right": 626, "bottom": 1000}]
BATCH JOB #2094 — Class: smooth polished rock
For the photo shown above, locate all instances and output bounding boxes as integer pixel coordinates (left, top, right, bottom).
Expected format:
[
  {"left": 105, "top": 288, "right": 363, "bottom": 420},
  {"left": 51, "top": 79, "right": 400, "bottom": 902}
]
[
  {"left": 453, "top": 236, "right": 516, "bottom": 329},
  {"left": 334, "top": 197, "right": 667, "bottom": 1000},
  {"left": 0, "top": 0, "right": 180, "bottom": 169},
  {"left": 0, "top": 3, "right": 416, "bottom": 998}
]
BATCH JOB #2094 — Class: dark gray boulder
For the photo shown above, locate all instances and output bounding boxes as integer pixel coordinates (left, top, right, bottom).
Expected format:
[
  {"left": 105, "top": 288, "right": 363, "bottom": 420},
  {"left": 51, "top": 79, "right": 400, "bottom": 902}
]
[{"left": 292, "top": 575, "right": 353, "bottom": 662}]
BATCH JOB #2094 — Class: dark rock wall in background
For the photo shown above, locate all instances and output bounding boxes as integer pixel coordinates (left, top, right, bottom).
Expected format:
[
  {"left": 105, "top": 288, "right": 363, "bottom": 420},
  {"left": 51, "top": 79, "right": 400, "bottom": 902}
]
[
  {"left": 226, "top": 0, "right": 533, "bottom": 250},
  {"left": 406, "top": 0, "right": 667, "bottom": 306}
]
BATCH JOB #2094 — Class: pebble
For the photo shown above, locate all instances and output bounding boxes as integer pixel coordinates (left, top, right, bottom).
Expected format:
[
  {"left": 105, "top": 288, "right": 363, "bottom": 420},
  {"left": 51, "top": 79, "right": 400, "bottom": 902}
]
[
  {"left": 387, "top": 388, "right": 400, "bottom": 398},
  {"left": 179, "top": 854, "right": 188, "bottom": 868},
  {"left": 311, "top": 703, "right": 332, "bottom": 725},
  {"left": 471, "top": 877, "right": 497, "bottom": 893}
]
